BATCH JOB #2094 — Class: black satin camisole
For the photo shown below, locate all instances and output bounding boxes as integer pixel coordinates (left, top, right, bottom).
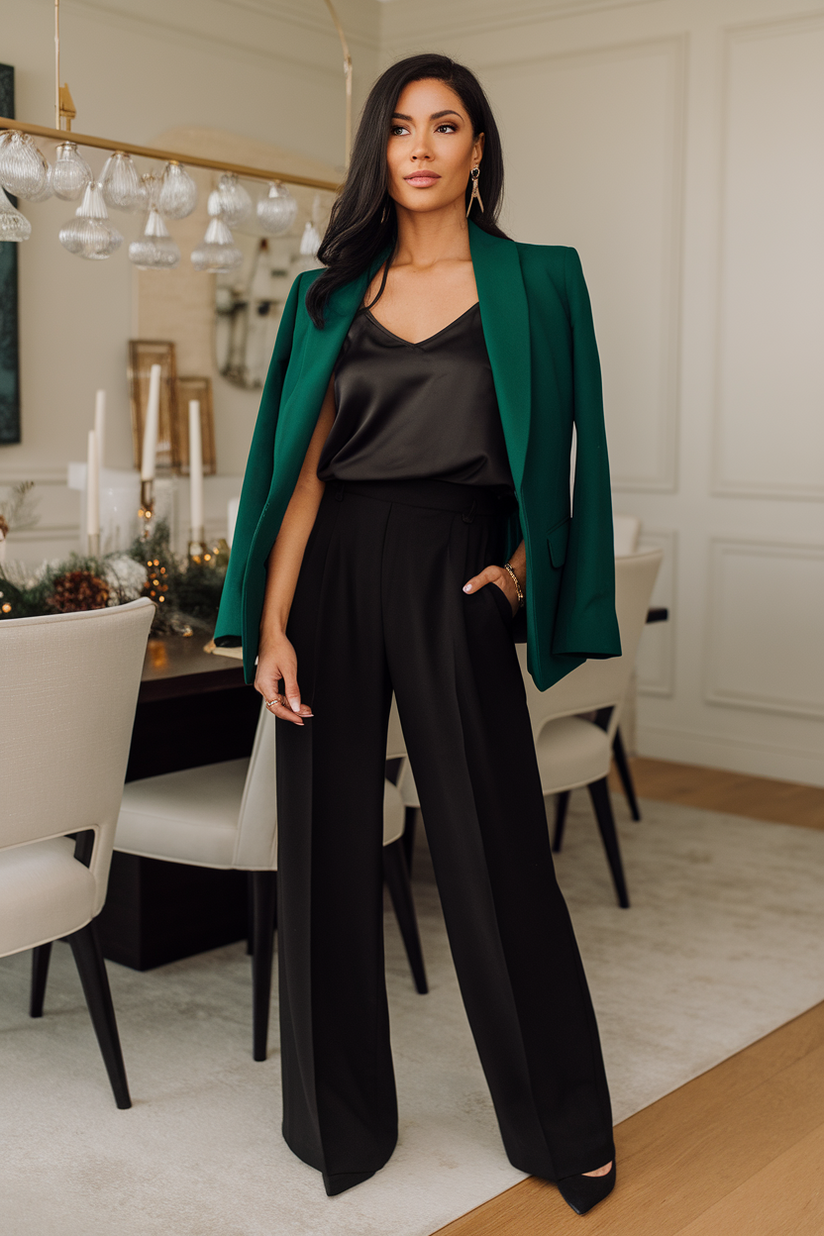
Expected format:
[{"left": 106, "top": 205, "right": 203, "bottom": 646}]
[{"left": 316, "top": 303, "right": 514, "bottom": 489}]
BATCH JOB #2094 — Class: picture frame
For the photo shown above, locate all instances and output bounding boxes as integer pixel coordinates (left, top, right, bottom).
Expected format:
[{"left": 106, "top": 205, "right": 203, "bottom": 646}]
[
  {"left": 0, "top": 63, "right": 21, "bottom": 446},
  {"left": 175, "top": 376, "right": 216, "bottom": 476},
  {"left": 127, "top": 340, "right": 179, "bottom": 472}
]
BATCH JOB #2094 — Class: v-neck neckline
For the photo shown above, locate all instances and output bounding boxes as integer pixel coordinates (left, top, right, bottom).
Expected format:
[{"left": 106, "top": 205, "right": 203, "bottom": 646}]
[{"left": 363, "top": 302, "right": 480, "bottom": 348}]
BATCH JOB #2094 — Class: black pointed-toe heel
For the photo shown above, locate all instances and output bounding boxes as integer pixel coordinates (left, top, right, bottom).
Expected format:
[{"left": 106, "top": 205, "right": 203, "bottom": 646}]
[{"left": 557, "top": 1161, "right": 616, "bottom": 1215}]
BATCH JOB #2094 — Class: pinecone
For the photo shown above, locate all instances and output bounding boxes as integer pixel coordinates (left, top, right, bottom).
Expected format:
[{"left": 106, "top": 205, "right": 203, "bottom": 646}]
[{"left": 48, "top": 569, "right": 110, "bottom": 613}]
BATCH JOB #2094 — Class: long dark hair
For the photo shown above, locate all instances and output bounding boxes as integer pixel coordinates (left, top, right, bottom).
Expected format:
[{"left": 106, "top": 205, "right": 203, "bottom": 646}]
[{"left": 306, "top": 53, "right": 507, "bottom": 327}]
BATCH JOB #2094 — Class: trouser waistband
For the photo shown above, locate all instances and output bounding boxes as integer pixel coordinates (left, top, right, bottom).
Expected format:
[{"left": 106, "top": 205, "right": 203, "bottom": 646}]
[{"left": 329, "top": 477, "right": 517, "bottom": 519}]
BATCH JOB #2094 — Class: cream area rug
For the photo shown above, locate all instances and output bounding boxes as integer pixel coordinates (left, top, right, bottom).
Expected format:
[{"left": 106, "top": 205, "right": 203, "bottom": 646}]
[{"left": 2, "top": 794, "right": 824, "bottom": 1236}]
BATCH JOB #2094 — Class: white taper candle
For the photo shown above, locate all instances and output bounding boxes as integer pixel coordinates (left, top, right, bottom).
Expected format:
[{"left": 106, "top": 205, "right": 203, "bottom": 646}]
[
  {"left": 86, "top": 429, "right": 100, "bottom": 541},
  {"left": 189, "top": 399, "right": 204, "bottom": 533},
  {"left": 140, "top": 364, "right": 162, "bottom": 482},
  {"left": 94, "top": 389, "right": 106, "bottom": 470}
]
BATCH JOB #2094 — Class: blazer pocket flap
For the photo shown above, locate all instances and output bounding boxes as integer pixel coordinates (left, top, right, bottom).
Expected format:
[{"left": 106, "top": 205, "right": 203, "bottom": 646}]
[{"left": 547, "top": 517, "right": 570, "bottom": 568}]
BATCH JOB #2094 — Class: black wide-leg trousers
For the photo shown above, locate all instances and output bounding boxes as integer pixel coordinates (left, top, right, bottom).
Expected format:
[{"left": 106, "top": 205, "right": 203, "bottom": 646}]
[{"left": 275, "top": 478, "right": 614, "bottom": 1196}]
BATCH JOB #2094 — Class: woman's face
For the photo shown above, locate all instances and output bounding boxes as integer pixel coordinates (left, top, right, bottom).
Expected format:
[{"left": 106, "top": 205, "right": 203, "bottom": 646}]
[{"left": 386, "top": 78, "right": 484, "bottom": 217}]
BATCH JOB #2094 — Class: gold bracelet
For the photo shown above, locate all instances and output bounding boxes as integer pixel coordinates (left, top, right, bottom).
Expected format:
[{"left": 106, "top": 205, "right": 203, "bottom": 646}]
[{"left": 503, "top": 561, "right": 525, "bottom": 608}]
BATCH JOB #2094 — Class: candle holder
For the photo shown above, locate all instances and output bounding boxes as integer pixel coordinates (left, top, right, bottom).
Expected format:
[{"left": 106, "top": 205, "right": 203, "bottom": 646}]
[
  {"left": 188, "top": 526, "right": 206, "bottom": 563},
  {"left": 139, "top": 478, "right": 154, "bottom": 540}
]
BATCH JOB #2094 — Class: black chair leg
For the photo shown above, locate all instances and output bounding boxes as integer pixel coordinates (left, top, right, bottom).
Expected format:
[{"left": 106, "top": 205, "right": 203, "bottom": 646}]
[
  {"left": 29, "top": 942, "right": 53, "bottom": 1018},
  {"left": 250, "top": 870, "right": 278, "bottom": 1062},
  {"left": 587, "top": 777, "right": 630, "bottom": 908},
  {"left": 246, "top": 872, "right": 255, "bottom": 955},
  {"left": 67, "top": 919, "right": 131, "bottom": 1109},
  {"left": 552, "top": 790, "right": 571, "bottom": 852},
  {"left": 383, "top": 840, "right": 428, "bottom": 994},
  {"left": 613, "top": 726, "right": 641, "bottom": 821},
  {"left": 401, "top": 805, "right": 417, "bottom": 876}
]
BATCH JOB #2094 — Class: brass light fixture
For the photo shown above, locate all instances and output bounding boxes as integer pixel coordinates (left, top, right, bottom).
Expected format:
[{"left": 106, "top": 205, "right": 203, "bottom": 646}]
[{"left": 0, "top": 0, "right": 350, "bottom": 256}]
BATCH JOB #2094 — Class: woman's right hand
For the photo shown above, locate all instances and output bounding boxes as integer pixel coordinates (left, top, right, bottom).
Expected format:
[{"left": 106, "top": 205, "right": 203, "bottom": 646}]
[{"left": 255, "top": 628, "right": 313, "bottom": 726}]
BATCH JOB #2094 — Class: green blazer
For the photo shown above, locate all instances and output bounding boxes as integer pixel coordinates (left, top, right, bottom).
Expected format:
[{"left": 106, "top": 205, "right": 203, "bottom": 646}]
[{"left": 215, "top": 221, "right": 620, "bottom": 690}]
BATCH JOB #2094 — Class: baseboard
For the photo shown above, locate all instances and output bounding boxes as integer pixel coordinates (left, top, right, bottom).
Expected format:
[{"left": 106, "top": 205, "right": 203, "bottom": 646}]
[{"left": 636, "top": 724, "right": 824, "bottom": 788}]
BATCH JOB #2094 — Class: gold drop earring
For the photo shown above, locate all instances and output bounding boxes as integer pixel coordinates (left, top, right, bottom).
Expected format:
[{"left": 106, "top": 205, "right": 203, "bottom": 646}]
[{"left": 466, "top": 166, "right": 484, "bottom": 217}]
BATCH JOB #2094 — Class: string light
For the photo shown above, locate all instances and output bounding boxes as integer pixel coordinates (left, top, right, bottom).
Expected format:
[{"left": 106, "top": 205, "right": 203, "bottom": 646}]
[{"left": 145, "top": 556, "right": 170, "bottom": 603}]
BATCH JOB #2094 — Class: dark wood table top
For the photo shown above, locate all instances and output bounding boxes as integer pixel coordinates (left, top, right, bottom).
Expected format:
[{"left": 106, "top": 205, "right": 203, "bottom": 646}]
[
  {"left": 139, "top": 635, "right": 245, "bottom": 703},
  {"left": 138, "top": 605, "right": 670, "bottom": 705}
]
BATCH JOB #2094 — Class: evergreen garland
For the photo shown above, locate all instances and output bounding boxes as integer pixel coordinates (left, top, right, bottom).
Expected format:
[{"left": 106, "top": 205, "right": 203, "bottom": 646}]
[{"left": 0, "top": 521, "right": 229, "bottom": 633}]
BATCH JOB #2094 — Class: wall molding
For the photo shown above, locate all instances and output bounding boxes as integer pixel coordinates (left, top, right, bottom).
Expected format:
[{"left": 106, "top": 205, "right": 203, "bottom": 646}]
[
  {"left": 0, "top": 466, "right": 72, "bottom": 487},
  {"left": 636, "top": 719, "right": 824, "bottom": 788},
  {"left": 704, "top": 536, "right": 824, "bottom": 721},
  {"left": 711, "top": 11, "right": 824, "bottom": 504},
  {"left": 6, "top": 524, "right": 79, "bottom": 542},
  {"left": 382, "top": 0, "right": 663, "bottom": 45},
  {"left": 484, "top": 35, "right": 687, "bottom": 494},
  {"left": 68, "top": 0, "right": 376, "bottom": 85},
  {"left": 636, "top": 527, "right": 677, "bottom": 697},
  {"left": 711, "top": 476, "right": 824, "bottom": 503}
]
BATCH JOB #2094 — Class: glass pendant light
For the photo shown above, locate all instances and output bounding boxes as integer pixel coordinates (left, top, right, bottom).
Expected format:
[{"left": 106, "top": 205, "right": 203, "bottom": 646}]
[
  {"left": 213, "top": 172, "right": 251, "bottom": 227},
  {"left": 59, "top": 182, "right": 122, "bottom": 260},
  {"left": 134, "top": 171, "right": 160, "bottom": 214},
  {"left": 128, "top": 205, "right": 180, "bottom": 269},
  {"left": 100, "top": 151, "right": 143, "bottom": 211},
  {"left": 158, "top": 161, "right": 197, "bottom": 219},
  {"left": 0, "top": 130, "right": 49, "bottom": 200},
  {"left": 191, "top": 216, "right": 242, "bottom": 272},
  {"left": 0, "top": 186, "right": 32, "bottom": 241},
  {"left": 256, "top": 181, "right": 297, "bottom": 235},
  {"left": 26, "top": 162, "right": 54, "bottom": 203},
  {"left": 300, "top": 218, "right": 322, "bottom": 259},
  {"left": 52, "top": 141, "right": 92, "bottom": 200}
]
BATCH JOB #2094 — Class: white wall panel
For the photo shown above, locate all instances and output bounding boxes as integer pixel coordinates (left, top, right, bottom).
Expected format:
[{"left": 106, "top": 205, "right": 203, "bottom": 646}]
[
  {"left": 483, "top": 38, "right": 685, "bottom": 492},
  {"left": 383, "top": 0, "right": 824, "bottom": 783},
  {"left": 705, "top": 538, "right": 824, "bottom": 720},
  {"left": 713, "top": 16, "right": 824, "bottom": 501},
  {"left": 636, "top": 528, "right": 676, "bottom": 697}
]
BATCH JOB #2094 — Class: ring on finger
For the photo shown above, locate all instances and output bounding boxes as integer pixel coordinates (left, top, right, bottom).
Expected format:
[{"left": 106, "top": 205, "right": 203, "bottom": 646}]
[{"left": 266, "top": 695, "right": 281, "bottom": 709}]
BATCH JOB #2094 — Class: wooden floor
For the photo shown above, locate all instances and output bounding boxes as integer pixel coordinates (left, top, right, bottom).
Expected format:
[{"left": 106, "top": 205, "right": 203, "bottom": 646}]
[
  {"left": 433, "top": 758, "right": 824, "bottom": 1235},
  {"left": 610, "top": 757, "right": 824, "bottom": 832}
]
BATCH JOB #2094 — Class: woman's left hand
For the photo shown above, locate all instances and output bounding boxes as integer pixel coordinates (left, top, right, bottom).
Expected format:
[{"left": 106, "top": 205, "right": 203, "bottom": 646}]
[{"left": 462, "top": 564, "right": 521, "bottom": 616}]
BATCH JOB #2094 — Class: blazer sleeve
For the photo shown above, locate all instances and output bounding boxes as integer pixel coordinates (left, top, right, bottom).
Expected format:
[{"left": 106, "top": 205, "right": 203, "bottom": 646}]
[
  {"left": 213, "top": 272, "right": 304, "bottom": 645},
  {"left": 551, "top": 248, "right": 621, "bottom": 659}
]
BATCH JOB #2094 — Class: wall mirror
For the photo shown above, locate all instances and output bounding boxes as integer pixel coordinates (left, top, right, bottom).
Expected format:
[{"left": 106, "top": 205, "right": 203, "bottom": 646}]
[{"left": 215, "top": 192, "right": 334, "bottom": 390}]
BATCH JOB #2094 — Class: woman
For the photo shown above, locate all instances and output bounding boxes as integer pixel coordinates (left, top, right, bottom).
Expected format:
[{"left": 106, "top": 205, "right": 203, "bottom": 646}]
[{"left": 216, "top": 54, "right": 620, "bottom": 1215}]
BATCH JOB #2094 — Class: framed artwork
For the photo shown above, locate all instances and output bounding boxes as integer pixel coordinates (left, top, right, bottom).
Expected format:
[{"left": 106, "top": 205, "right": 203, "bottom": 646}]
[
  {"left": 176, "top": 376, "right": 216, "bottom": 475},
  {"left": 0, "top": 63, "right": 21, "bottom": 446},
  {"left": 127, "top": 340, "right": 179, "bottom": 472}
]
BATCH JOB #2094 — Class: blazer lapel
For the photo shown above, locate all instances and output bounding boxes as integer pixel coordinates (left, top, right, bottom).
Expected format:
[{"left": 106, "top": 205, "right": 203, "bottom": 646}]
[
  {"left": 469, "top": 222, "right": 532, "bottom": 492},
  {"left": 272, "top": 268, "right": 371, "bottom": 479}
]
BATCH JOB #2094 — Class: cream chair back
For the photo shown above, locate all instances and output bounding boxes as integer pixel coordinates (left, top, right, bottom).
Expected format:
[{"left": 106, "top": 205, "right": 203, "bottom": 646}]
[
  {"left": 517, "top": 548, "right": 663, "bottom": 741},
  {"left": 0, "top": 599, "right": 155, "bottom": 917},
  {"left": 231, "top": 701, "right": 407, "bottom": 869},
  {"left": 613, "top": 514, "right": 641, "bottom": 557},
  {"left": 386, "top": 695, "right": 407, "bottom": 760},
  {"left": 233, "top": 703, "right": 278, "bottom": 868}
]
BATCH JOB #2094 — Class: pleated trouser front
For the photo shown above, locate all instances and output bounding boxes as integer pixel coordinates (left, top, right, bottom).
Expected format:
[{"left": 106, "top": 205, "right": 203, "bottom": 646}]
[{"left": 275, "top": 478, "right": 615, "bottom": 1196}]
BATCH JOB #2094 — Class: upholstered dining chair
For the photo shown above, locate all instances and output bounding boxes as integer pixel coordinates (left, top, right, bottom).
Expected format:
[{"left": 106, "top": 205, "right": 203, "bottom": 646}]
[
  {"left": 386, "top": 695, "right": 420, "bottom": 871},
  {"left": 109, "top": 701, "right": 427, "bottom": 1063},
  {"left": 612, "top": 513, "right": 641, "bottom": 558},
  {"left": 518, "top": 548, "right": 663, "bottom": 907},
  {"left": 0, "top": 598, "right": 155, "bottom": 1109},
  {"left": 612, "top": 513, "right": 643, "bottom": 822}
]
